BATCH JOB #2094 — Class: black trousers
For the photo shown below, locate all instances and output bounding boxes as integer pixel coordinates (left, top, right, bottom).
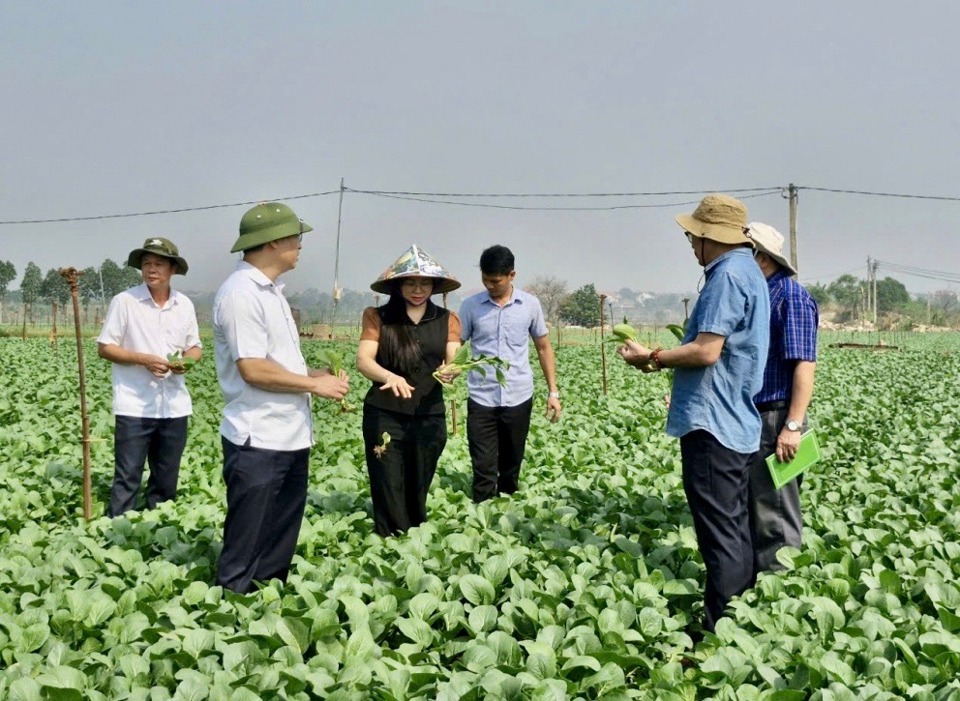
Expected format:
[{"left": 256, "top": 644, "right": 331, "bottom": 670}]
[
  {"left": 109, "top": 415, "right": 188, "bottom": 517},
  {"left": 217, "top": 437, "right": 310, "bottom": 594},
  {"left": 467, "top": 397, "right": 533, "bottom": 503},
  {"left": 680, "top": 429, "right": 755, "bottom": 632},
  {"left": 363, "top": 406, "right": 446, "bottom": 536},
  {"left": 748, "top": 408, "right": 805, "bottom": 576}
]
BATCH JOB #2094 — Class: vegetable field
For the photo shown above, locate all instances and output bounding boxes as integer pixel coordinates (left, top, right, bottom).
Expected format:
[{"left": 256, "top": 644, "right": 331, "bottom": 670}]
[{"left": 2, "top": 334, "right": 960, "bottom": 700}]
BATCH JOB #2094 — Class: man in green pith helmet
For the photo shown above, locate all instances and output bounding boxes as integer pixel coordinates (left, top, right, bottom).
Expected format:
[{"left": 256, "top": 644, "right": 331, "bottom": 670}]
[
  {"left": 97, "top": 237, "right": 202, "bottom": 516},
  {"left": 212, "top": 202, "right": 349, "bottom": 594}
]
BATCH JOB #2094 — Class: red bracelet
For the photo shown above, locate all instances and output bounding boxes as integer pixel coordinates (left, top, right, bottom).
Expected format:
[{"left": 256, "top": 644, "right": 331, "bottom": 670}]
[{"left": 651, "top": 347, "right": 664, "bottom": 369}]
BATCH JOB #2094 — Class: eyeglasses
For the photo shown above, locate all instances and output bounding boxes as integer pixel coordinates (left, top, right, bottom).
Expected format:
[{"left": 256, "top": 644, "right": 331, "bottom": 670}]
[
  {"left": 401, "top": 278, "right": 433, "bottom": 290},
  {"left": 685, "top": 231, "right": 696, "bottom": 243}
]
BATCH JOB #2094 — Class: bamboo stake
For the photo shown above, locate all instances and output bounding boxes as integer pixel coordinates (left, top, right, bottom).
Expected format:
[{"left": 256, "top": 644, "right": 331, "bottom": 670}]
[
  {"left": 60, "top": 268, "right": 93, "bottom": 520},
  {"left": 599, "top": 294, "right": 608, "bottom": 395},
  {"left": 51, "top": 300, "right": 59, "bottom": 351}
]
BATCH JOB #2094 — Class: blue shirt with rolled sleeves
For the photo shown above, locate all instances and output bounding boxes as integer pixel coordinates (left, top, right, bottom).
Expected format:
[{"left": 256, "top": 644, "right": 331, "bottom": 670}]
[
  {"left": 458, "top": 287, "right": 549, "bottom": 407},
  {"left": 666, "top": 248, "right": 770, "bottom": 454}
]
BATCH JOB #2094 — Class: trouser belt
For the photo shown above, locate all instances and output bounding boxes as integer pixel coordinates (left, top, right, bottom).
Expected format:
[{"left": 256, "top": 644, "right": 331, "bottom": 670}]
[{"left": 755, "top": 400, "right": 788, "bottom": 412}]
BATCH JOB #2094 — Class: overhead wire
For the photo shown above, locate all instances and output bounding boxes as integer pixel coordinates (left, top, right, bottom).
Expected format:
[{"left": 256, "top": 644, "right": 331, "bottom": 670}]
[
  {"left": 349, "top": 188, "right": 783, "bottom": 211},
  {"left": 873, "top": 260, "right": 960, "bottom": 284},
  {"left": 0, "top": 190, "right": 341, "bottom": 225}
]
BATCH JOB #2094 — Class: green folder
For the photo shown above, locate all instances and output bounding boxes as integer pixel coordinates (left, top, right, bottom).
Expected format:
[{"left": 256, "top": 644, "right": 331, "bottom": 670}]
[{"left": 766, "top": 429, "right": 821, "bottom": 489}]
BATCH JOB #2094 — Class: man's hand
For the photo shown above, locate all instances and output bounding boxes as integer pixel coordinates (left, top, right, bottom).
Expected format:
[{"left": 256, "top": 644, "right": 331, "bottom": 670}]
[
  {"left": 143, "top": 355, "right": 172, "bottom": 377},
  {"left": 617, "top": 340, "right": 659, "bottom": 372},
  {"left": 616, "top": 339, "right": 650, "bottom": 367},
  {"left": 311, "top": 373, "right": 350, "bottom": 401},
  {"left": 545, "top": 396, "right": 562, "bottom": 423},
  {"left": 776, "top": 428, "right": 802, "bottom": 463}
]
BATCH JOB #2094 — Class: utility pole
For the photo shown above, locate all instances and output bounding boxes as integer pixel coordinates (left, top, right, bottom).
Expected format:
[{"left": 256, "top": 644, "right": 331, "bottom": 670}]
[
  {"left": 872, "top": 259, "right": 879, "bottom": 325},
  {"left": 788, "top": 183, "right": 799, "bottom": 276},
  {"left": 866, "top": 256, "right": 873, "bottom": 317},
  {"left": 332, "top": 177, "right": 345, "bottom": 324}
]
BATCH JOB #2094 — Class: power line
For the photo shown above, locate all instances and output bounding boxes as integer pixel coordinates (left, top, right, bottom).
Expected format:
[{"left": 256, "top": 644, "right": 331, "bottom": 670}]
[
  {"left": 346, "top": 186, "right": 782, "bottom": 198},
  {"left": 800, "top": 265, "right": 863, "bottom": 283},
  {"left": 4, "top": 182, "right": 959, "bottom": 226},
  {"left": 799, "top": 186, "right": 960, "bottom": 202},
  {"left": 352, "top": 188, "right": 783, "bottom": 212},
  {"left": 874, "top": 259, "right": 960, "bottom": 284},
  {"left": 0, "top": 190, "right": 341, "bottom": 225}
]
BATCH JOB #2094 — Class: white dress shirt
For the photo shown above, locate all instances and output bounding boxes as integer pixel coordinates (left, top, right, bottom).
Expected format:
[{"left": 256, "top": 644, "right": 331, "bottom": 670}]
[
  {"left": 213, "top": 261, "right": 312, "bottom": 451},
  {"left": 96, "top": 284, "right": 201, "bottom": 418}
]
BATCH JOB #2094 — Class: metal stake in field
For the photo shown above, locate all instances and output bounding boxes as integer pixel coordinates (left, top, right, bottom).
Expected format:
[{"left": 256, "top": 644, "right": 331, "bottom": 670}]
[
  {"left": 599, "top": 293, "right": 608, "bottom": 395},
  {"left": 59, "top": 267, "right": 93, "bottom": 520}
]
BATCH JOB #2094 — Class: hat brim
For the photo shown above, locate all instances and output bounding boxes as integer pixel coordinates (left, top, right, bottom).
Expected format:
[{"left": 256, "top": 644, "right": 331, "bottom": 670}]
[
  {"left": 230, "top": 220, "right": 314, "bottom": 253},
  {"left": 370, "top": 274, "right": 461, "bottom": 296},
  {"left": 675, "top": 214, "right": 751, "bottom": 246},
  {"left": 754, "top": 244, "right": 798, "bottom": 275},
  {"left": 127, "top": 249, "right": 189, "bottom": 275}
]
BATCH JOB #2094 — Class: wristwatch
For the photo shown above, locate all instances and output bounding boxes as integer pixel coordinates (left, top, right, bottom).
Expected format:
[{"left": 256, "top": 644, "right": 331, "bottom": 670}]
[
  {"left": 547, "top": 391, "right": 561, "bottom": 399},
  {"left": 785, "top": 419, "right": 802, "bottom": 432}
]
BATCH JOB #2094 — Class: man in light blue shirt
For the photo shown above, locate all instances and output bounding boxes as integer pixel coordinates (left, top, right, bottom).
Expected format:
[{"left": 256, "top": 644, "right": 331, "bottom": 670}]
[
  {"left": 459, "top": 245, "right": 561, "bottom": 502},
  {"left": 618, "top": 194, "right": 769, "bottom": 634}
]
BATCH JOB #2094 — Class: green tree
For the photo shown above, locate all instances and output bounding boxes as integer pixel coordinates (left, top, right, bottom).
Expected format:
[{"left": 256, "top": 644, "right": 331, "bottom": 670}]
[
  {"left": 0, "top": 260, "right": 16, "bottom": 300},
  {"left": 100, "top": 259, "right": 142, "bottom": 299},
  {"left": 827, "top": 274, "right": 864, "bottom": 320},
  {"left": 0, "top": 260, "right": 16, "bottom": 324},
  {"left": 559, "top": 283, "right": 601, "bottom": 327},
  {"left": 20, "top": 262, "right": 43, "bottom": 324},
  {"left": 78, "top": 266, "right": 101, "bottom": 309},
  {"left": 41, "top": 268, "right": 71, "bottom": 307},
  {"left": 807, "top": 282, "right": 831, "bottom": 307},
  {"left": 876, "top": 276, "right": 909, "bottom": 313},
  {"left": 525, "top": 275, "right": 568, "bottom": 326}
]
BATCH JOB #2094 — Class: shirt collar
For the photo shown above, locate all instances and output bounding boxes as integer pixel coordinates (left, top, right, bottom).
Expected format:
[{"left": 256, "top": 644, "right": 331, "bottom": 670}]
[
  {"left": 133, "top": 283, "right": 179, "bottom": 306},
  {"left": 236, "top": 260, "right": 285, "bottom": 292},
  {"left": 704, "top": 247, "right": 754, "bottom": 276},
  {"left": 482, "top": 286, "right": 520, "bottom": 306},
  {"left": 766, "top": 268, "right": 791, "bottom": 286}
]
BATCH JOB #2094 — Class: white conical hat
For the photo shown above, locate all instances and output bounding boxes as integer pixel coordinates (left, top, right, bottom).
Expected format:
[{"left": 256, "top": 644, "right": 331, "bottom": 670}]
[{"left": 370, "top": 244, "right": 461, "bottom": 295}]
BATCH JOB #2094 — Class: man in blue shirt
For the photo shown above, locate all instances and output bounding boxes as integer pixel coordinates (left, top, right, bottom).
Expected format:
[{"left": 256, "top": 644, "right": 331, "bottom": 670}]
[
  {"left": 618, "top": 194, "right": 769, "bottom": 633},
  {"left": 459, "top": 245, "right": 562, "bottom": 503},
  {"left": 746, "top": 222, "right": 818, "bottom": 575}
]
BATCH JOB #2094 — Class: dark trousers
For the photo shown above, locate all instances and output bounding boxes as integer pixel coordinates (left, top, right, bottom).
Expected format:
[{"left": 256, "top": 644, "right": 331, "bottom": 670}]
[
  {"left": 217, "top": 437, "right": 310, "bottom": 594},
  {"left": 467, "top": 397, "right": 533, "bottom": 503},
  {"left": 109, "top": 415, "right": 188, "bottom": 517},
  {"left": 748, "top": 408, "right": 805, "bottom": 576},
  {"left": 680, "top": 429, "right": 755, "bottom": 632},
  {"left": 363, "top": 406, "right": 446, "bottom": 536}
]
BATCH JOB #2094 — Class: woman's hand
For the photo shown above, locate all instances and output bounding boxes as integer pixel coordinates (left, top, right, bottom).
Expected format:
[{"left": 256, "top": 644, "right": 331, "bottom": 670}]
[
  {"left": 380, "top": 372, "right": 415, "bottom": 399},
  {"left": 435, "top": 362, "right": 461, "bottom": 385}
]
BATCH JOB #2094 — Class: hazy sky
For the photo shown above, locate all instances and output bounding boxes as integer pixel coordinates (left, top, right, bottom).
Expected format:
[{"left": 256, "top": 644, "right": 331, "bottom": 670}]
[{"left": 3, "top": 1, "right": 959, "bottom": 297}]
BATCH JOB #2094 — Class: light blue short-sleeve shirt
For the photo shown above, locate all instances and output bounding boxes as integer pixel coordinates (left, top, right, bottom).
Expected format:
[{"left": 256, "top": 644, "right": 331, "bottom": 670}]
[
  {"left": 459, "top": 287, "right": 548, "bottom": 407},
  {"left": 666, "top": 248, "right": 770, "bottom": 453}
]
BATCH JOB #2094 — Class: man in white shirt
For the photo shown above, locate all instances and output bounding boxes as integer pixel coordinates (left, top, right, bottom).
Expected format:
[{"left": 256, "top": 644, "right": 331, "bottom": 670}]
[
  {"left": 97, "top": 237, "right": 202, "bottom": 517},
  {"left": 213, "top": 202, "right": 349, "bottom": 593}
]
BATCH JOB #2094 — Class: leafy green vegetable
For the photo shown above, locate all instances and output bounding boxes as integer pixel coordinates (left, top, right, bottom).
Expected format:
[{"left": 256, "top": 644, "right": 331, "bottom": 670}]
[
  {"left": 166, "top": 350, "right": 196, "bottom": 370},
  {"left": 433, "top": 341, "right": 509, "bottom": 389},
  {"left": 315, "top": 346, "right": 354, "bottom": 412}
]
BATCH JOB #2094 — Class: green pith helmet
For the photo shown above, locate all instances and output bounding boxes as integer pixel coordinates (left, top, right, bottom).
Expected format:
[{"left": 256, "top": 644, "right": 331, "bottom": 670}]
[
  {"left": 127, "top": 237, "right": 189, "bottom": 275},
  {"left": 230, "top": 202, "right": 314, "bottom": 253}
]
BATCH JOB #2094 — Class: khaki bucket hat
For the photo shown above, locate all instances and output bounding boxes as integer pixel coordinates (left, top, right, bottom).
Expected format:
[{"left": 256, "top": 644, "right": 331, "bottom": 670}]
[
  {"left": 675, "top": 194, "right": 752, "bottom": 246},
  {"left": 370, "top": 244, "right": 461, "bottom": 295},
  {"left": 231, "top": 202, "right": 313, "bottom": 253},
  {"left": 748, "top": 221, "right": 797, "bottom": 275},
  {"left": 127, "top": 237, "right": 189, "bottom": 275}
]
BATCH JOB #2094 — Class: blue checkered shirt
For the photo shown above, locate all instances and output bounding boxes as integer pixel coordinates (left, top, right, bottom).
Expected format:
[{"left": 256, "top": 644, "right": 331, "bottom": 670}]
[{"left": 753, "top": 269, "right": 819, "bottom": 405}]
